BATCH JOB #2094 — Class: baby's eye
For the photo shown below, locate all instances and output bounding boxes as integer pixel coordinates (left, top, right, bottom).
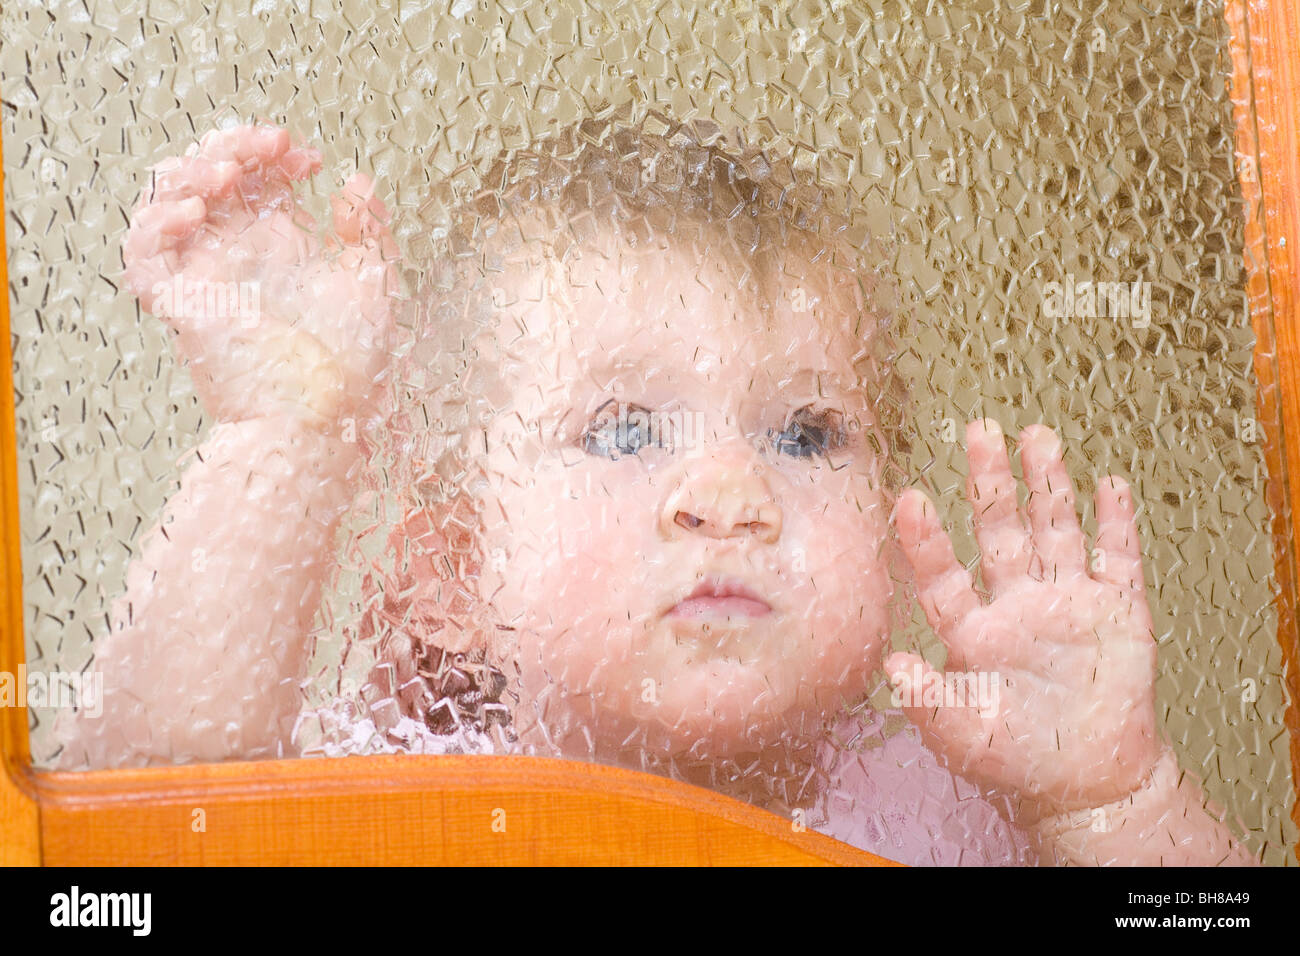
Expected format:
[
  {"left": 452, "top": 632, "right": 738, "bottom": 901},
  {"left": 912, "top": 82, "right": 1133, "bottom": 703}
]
[
  {"left": 767, "top": 406, "right": 847, "bottom": 459},
  {"left": 580, "top": 400, "right": 669, "bottom": 459}
]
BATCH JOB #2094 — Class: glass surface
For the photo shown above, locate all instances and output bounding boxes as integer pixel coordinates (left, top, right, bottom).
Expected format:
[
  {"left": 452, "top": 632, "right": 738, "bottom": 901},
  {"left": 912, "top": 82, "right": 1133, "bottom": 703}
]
[{"left": 2, "top": 0, "right": 1293, "bottom": 865}]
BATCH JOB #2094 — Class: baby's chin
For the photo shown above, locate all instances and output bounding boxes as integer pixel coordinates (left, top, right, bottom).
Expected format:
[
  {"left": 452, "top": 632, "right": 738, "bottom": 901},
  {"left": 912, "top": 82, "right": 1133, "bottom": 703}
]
[
  {"left": 561, "top": 646, "right": 882, "bottom": 761},
  {"left": 644, "top": 677, "right": 834, "bottom": 758},
  {"left": 669, "top": 662, "right": 878, "bottom": 751},
  {"left": 508, "top": 603, "right": 889, "bottom": 760}
]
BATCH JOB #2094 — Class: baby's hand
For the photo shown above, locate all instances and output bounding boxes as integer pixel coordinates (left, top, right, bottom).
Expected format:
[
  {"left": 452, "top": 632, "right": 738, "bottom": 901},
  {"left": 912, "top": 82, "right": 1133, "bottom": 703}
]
[
  {"left": 122, "top": 122, "right": 400, "bottom": 424},
  {"left": 885, "top": 419, "right": 1163, "bottom": 819}
]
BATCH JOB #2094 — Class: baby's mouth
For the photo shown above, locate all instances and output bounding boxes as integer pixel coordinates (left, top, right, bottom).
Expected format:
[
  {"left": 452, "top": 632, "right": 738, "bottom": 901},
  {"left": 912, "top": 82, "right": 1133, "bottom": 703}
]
[{"left": 666, "top": 576, "right": 772, "bottom": 620}]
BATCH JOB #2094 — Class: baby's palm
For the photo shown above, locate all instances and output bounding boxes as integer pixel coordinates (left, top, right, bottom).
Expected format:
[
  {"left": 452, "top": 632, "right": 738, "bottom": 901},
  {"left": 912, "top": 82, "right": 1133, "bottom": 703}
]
[
  {"left": 122, "top": 122, "right": 399, "bottom": 423},
  {"left": 886, "top": 420, "right": 1161, "bottom": 817}
]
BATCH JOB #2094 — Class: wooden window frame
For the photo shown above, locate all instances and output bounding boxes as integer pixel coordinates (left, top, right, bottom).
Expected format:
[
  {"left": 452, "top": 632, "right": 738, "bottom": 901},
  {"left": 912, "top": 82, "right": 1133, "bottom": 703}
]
[{"left": 1, "top": 0, "right": 1296, "bottom": 866}]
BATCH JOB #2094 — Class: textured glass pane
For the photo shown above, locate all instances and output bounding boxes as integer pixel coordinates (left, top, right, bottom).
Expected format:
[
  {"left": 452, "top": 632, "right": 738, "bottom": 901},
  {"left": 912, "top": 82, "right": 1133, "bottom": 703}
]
[{"left": 2, "top": 0, "right": 1294, "bottom": 866}]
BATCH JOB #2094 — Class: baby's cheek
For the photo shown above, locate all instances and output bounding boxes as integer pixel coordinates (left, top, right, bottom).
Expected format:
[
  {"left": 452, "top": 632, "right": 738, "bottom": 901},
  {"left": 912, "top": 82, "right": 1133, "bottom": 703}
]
[
  {"left": 779, "top": 476, "right": 895, "bottom": 696},
  {"left": 482, "top": 465, "right": 655, "bottom": 689}
]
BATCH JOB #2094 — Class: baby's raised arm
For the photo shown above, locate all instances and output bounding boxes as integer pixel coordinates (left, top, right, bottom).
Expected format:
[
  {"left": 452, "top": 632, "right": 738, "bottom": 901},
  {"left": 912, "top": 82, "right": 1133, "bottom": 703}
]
[{"left": 55, "top": 125, "right": 400, "bottom": 768}]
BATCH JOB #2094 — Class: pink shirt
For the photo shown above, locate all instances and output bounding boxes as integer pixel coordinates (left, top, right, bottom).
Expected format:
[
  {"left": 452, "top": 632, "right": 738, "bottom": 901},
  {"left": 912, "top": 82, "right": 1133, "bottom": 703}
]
[{"left": 813, "top": 710, "right": 1035, "bottom": 866}]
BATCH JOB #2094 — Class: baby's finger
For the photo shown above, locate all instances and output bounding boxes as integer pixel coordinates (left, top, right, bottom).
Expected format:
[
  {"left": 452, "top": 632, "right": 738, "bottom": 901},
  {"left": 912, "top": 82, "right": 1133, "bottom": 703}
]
[
  {"left": 126, "top": 197, "right": 208, "bottom": 254},
  {"left": 330, "top": 173, "right": 395, "bottom": 249},
  {"left": 895, "top": 488, "right": 982, "bottom": 648},
  {"left": 964, "top": 418, "right": 1037, "bottom": 593},
  {"left": 122, "top": 198, "right": 207, "bottom": 309},
  {"left": 278, "top": 146, "right": 323, "bottom": 182},
  {"left": 196, "top": 123, "right": 291, "bottom": 168},
  {"left": 1020, "top": 425, "right": 1088, "bottom": 580},
  {"left": 145, "top": 156, "right": 242, "bottom": 205},
  {"left": 1091, "top": 475, "right": 1146, "bottom": 593}
]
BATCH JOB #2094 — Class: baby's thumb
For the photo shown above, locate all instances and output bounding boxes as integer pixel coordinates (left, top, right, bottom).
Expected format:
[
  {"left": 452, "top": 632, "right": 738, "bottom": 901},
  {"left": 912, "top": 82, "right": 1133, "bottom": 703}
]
[{"left": 884, "top": 651, "right": 988, "bottom": 763}]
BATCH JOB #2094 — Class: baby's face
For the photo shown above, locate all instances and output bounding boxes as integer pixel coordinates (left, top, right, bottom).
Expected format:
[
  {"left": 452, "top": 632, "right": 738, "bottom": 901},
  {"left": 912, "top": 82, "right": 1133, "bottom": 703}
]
[{"left": 472, "top": 228, "right": 896, "bottom": 757}]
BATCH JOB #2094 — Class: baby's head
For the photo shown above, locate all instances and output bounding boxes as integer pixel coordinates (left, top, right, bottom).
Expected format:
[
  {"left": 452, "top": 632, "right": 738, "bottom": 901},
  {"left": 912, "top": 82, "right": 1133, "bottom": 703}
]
[{"left": 362, "top": 112, "right": 908, "bottom": 770}]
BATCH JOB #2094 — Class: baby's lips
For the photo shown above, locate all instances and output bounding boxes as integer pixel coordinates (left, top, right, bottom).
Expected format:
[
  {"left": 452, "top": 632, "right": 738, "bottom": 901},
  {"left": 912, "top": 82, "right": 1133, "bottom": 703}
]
[
  {"left": 664, "top": 575, "right": 774, "bottom": 620},
  {"left": 668, "top": 594, "right": 771, "bottom": 619}
]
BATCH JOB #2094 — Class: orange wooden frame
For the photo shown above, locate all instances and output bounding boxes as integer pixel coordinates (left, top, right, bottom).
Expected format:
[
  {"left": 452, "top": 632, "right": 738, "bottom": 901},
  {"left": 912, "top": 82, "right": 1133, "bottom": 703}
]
[{"left": 2, "top": 1, "right": 1298, "bottom": 866}]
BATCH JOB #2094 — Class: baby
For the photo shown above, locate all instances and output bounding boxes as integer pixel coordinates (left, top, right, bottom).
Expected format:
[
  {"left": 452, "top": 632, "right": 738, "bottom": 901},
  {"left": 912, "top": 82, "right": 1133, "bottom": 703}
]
[{"left": 56, "top": 114, "right": 1255, "bottom": 866}]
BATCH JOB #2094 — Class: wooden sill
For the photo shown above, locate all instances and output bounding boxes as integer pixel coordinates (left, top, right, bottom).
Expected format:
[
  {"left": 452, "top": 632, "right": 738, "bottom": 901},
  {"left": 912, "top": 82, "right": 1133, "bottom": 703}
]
[
  {"left": 13, "top": 754, "right": 894, "bottom": 866},
  {"left": 1, "top": 0, "right": 1297, "bottom": 866}
]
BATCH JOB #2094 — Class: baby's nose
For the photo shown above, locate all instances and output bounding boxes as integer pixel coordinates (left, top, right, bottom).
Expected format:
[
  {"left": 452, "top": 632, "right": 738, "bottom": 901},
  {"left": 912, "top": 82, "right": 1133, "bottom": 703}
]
[{"left": 658, "top": 445, "right": 783, "bottom": 543}]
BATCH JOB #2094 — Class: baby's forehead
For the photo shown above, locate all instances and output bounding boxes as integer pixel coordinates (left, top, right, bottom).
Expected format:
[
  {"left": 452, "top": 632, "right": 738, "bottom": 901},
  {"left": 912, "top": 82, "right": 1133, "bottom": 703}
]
[{"left": 494, "top": 224, "right": 870, "bottom": 390}]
